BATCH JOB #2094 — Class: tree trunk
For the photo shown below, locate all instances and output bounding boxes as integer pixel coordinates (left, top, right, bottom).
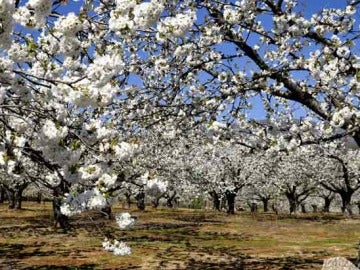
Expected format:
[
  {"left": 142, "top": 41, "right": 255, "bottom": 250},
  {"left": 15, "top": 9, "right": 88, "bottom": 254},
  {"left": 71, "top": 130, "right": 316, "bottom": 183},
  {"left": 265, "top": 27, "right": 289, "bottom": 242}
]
[
  {"left": 289, "top": 199, "right": 297, "bottom": 214},
  {"left": 6, "top": 189, "right": 15, "bottom": 209},
  {"left": 166, "top": 191, "right": 177, "bottom": 208},
  {"left": 135, "top": 191, "right": 145, "bottom": 211},
  {"left": 250, "top": 202, "right": 258, "bottom": 215},
  {"left": 0, "top": 186, "right": 5, "bottom": 203},
  {"left": 14, "top": 187, "right": 24, "bottom": 210},
  {"left": 125, "top": 192, "right": 132, "bottom": 208},
  {"left": 340, "top": 192, "right": 353, "bottom": 215},
  {"left": 271, "top": 203, "right": 279, "bottom": 215},
  {"left": 285, "top": 192, "right": 298, "bottom": 214},
  {"left": 36, "top": 192, "right": 42, "bottom": 204},
  {"left": 225, "top": 191, "right": 236, "bottom": 215},
  {"left": 322, "top": 197, "right": 333, "bottom": 213},
  {"left": 209, "top": 191, "right": 221, "bottom": 211},
  {"left": 261, "top": 198, "right": 269, "bottom": 213},
  {"left": 300, "top": 203, "right": 306, "bottom": 213},
  {"left": 352, "top": 130, "right": 360, "bottom": 148},
  {"left": 53, "top": 181, "right": 70, "bottom": 231},
  {"left": 53, "top": 197, "right": 70, "bottom": 231},
  {"left": 152, "top": 197, "right": 160, "bottom": 208}
]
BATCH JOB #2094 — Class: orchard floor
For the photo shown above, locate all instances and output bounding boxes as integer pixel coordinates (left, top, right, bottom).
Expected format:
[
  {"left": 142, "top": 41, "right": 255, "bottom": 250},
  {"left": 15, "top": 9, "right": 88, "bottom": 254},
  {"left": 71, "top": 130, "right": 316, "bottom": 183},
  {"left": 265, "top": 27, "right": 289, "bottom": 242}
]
[{"left": 1, "top": 202, "right": 360, "bottom": 269}]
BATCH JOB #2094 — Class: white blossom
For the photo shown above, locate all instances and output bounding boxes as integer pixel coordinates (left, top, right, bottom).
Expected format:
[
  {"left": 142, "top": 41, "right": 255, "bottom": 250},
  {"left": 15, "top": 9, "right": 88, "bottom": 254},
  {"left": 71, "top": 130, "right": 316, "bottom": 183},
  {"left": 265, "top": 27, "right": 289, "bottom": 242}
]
[
  {"left": 115, "top": 212, "right": 135, "bottom": 229},
  {"left": 102, "top": 238, "right": 131, "bottom": 256}
]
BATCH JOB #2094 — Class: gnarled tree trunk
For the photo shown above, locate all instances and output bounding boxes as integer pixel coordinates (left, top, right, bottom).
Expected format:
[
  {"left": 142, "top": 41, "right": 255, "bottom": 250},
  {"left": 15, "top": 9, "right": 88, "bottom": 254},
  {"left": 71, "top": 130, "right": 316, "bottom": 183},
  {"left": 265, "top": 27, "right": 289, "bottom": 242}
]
[
  {"left": 322, "top": 196, "right": 334, "bottom": 213},
  {"left": 225, "top": 191, "right": 236, "bottom": 215},
  {"left": 135, "top": 190, "right": 145, "bottom": 211},
  {"left": 340, "top": 191, "right": 353, "bottom": 215},
  {"left": 166, "top": 191, "right": 177, "bottom": 208}
]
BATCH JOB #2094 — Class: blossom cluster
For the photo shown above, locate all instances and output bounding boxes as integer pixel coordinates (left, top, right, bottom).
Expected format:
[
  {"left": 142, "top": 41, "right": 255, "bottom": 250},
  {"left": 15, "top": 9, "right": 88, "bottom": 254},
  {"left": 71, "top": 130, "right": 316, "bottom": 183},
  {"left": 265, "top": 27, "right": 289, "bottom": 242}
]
[
  {"left": 109, "top": 0, "right": 164, "bottom": 34},
  {"left": 102, "top": 238, "right": 131, "bottom": 256},
  {"left": 115, "top": 212, "right": 135, "bottom": 229},
  {"left": 146, "top": 178, "right": 168, "bottom": 193},
  {"left": 14, "top": 0, "right": 52, "bottom": 28}
]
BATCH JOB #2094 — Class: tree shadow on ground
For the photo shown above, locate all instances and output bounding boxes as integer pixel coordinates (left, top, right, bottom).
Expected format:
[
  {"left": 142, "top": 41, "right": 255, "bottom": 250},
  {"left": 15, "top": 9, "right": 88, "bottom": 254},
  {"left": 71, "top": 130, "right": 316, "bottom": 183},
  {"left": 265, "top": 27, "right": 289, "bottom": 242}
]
[
  {"left": 126, "top": 222, "right": 251, "bottom": 245},
  {"left": 152, "top": 244, "right": 330, "bottom": 270},
  {"left": 0, "top": 243, "right": 70, "bottom": 259},
  {"left": 2, "top": 264, "right": 97, "bottom": 270}
]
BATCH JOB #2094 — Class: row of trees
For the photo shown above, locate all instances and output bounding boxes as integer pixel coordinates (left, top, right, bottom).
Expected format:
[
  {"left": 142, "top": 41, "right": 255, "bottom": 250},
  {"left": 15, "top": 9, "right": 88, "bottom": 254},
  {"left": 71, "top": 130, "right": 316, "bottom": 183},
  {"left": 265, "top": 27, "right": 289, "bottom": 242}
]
[
  {"left": 0, "top": 0, "right": 360, "bottom": 255},
  {"left": 5, "top": 133, "right": 358, "bottom": 216}
]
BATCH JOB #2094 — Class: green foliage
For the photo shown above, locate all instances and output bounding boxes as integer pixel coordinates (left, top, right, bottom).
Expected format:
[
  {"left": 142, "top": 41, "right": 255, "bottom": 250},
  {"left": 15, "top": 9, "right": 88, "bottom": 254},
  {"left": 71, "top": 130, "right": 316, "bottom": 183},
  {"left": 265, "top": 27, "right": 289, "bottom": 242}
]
[{"left": 189, "top": 197, "right": 205, "bottom": 209}]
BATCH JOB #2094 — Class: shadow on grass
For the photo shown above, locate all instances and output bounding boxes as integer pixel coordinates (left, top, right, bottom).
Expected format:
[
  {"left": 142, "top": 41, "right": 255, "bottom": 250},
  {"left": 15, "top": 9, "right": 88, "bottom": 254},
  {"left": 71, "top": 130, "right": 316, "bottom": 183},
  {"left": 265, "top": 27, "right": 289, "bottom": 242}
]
[
  {"left": 0, "top": 243, "right": 69, "bottom": 259},
  {"left": 154, "top": 244, "right": 328, "bottom": 270},
  {"left": 126, "top": 222, "right": 251, "bottom": 245},
  {"left": 273, "top": 213, "right": 352, "bottom": 222},
  {"left": 0, "top": 243, "right": 100, "bottom": 270},
  {"left": 22, "top": 265, "right": 97, "bottom": 270}
]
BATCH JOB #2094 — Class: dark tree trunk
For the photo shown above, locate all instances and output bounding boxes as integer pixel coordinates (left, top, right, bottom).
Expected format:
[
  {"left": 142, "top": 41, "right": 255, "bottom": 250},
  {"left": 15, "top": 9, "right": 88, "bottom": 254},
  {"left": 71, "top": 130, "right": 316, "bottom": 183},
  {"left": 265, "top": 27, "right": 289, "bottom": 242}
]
[
  {"left": 340, "top": 192, "right": 353, "bottom": 215},
  {"left": 53, "top": 181, "right": 70, "bottom": 231},
  {"left": 300, "top": 203, "right": 307, "bottom": 213},
  {"left": 285, "top": 192, "right": 298, "bottom": 214},
  {"left": 261, "top": 198, "right": 269, "bottom": 213},
  {"left": 36, "top": 192, "right": 42, "bottom": 204},
  {"left": 289, "top": 200, "right": 297, "bottom": 214},
  {"left": 166, "top": 191, "right": 177, "bottom": 208},
  {"left": 225, "top": 191, "right": 236, "bottom": 215},
  {"left": 249, "top": 202, "right": 258, "bottom": 215},
  {"left": 152, "top": 192, "right": 166, "bottom": 208},
  {"left": 311, "top": 204, "right": 318, "bottom": 213},
  {"left": 14, "top": 183, "right": 28, "bottom": 210},
  {"left": 53, "top": 197, "right": 70, "bottom": 231},
  {"left": 209, "top": 191, "right": 221, "bottom": 211},
  {"left": 322, "top": 197, "right": 333, "bottom": 213},
  {"left": 0, "top": 186, "right": 5, "bottom": 203},
  {"left": 125, "top": 192, "right": 132, "bottom": 208},
  {"left": 14, "top": 188, "right": 24, "bottom": 210},
  {"left": 135, "top": 191, "right": 145, "bottom": 211},
  {"left": 352, "top": 131, "right": 360, "bottom": 148},
  {"left": 152, "top": 197, "right": 160, "bottom": 208},
  {"left": 6, "top": 189, "right": 15, "bottom": 209}
]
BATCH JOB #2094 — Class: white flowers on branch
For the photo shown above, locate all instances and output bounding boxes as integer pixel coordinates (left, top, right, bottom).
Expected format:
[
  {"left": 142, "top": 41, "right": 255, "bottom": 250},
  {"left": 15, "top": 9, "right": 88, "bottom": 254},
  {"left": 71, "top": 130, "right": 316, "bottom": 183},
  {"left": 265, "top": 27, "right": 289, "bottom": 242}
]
[{"left": 1, "top": 0, "right": 360, "bottom": 258}]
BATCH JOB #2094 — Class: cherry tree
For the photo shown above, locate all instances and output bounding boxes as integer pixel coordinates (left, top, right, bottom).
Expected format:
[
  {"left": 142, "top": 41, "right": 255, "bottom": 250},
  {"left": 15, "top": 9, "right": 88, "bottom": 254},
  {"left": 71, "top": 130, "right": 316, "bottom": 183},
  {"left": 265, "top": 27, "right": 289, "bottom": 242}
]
[
  {"left": 246, "top": 151, "right": 283, "bottom": 212},
  {"left": 318, "top": 146, "right": 360, "bottom": 215},
  {"left": 1, "top": 0, "right": 360, "bottom": 256}
]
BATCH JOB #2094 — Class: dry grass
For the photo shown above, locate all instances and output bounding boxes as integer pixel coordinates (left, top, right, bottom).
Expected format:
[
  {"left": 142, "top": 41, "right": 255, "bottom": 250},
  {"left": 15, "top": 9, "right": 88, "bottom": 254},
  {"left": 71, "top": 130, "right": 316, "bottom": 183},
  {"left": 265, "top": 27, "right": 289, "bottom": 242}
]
[{"left": 1, "top": 202, "right": 360, "bottom": 269}]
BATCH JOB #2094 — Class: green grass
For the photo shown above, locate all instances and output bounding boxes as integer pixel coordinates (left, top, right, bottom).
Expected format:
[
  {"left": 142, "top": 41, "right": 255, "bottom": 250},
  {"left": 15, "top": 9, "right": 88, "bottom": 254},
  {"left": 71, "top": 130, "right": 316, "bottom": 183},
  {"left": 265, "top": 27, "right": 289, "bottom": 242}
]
[{"left": 1, "top": 202, "right": 359, "bottom": 269}]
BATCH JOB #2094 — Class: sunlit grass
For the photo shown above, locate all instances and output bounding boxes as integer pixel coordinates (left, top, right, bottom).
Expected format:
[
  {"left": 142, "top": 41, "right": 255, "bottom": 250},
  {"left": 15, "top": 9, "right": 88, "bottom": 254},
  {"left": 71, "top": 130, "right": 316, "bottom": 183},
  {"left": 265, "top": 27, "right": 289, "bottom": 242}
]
[{"left": 1, "top": 202, "right": 359, "bottom": 269}]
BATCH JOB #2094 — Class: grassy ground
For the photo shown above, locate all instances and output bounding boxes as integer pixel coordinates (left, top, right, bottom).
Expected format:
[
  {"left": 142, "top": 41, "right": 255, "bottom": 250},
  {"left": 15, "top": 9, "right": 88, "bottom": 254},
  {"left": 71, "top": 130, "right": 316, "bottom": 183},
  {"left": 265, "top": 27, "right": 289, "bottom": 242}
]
[{"left": 1, "top": 202, "right": 360, "bottom": 269}]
